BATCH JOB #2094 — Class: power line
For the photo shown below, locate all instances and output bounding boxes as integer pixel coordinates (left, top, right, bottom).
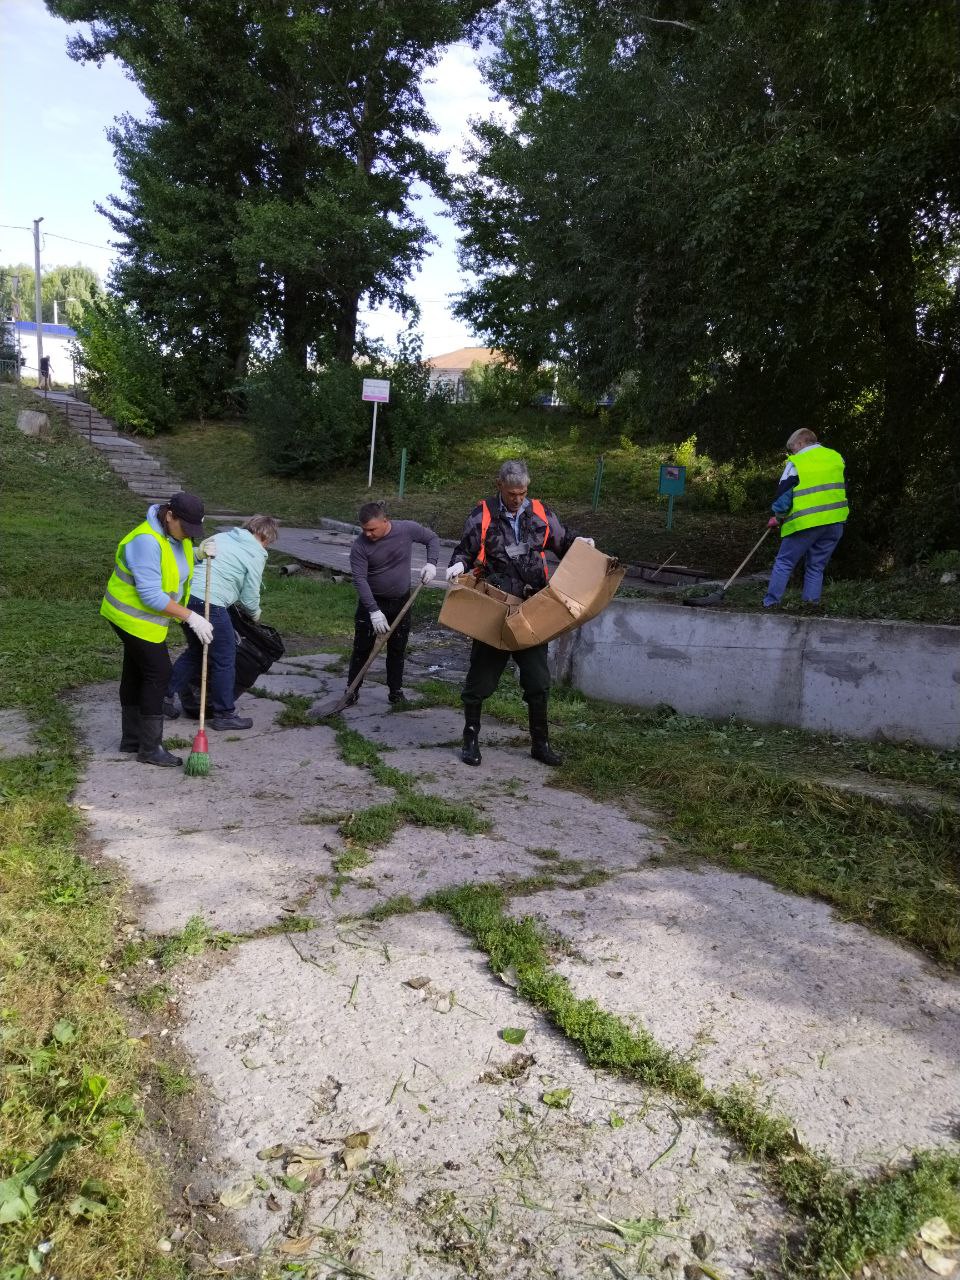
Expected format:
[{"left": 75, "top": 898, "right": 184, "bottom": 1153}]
[
  {"left": 0, "top": 223, "right": 31, "bottom": 233},
  {"left": 44, "top": 232, "right": 112, "bottom": 251}
]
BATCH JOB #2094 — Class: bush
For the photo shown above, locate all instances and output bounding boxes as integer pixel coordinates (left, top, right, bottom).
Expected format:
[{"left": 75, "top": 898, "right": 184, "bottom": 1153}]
[
  {"left": 376, "top": 340, "right": 452, "bottom": 467},
  {"left": 246, "top": 357, "right": 367, "bottom": 476},
  {"left": 72, "top": 296, "right": 175, "bottom": 435},
  {"left": 462, "top": 359, "right": 553, "bottom": 410}
]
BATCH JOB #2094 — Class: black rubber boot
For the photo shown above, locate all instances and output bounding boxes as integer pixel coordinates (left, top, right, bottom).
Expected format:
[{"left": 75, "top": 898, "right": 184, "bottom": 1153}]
[
  {"left": 136, "top": 715, "right": 183, "bottom": 767},
  {"left": 528, "top": 697, "right": 562, "bottom": 766},
  {"left": 209, "top": 713, "right": 254, "bottom": 731},
  {"left": 461, "top": 703, "right": 482, "bottom": 766},
  {"left": 119, "top": 705, "right": 140, "bottom": 753}
]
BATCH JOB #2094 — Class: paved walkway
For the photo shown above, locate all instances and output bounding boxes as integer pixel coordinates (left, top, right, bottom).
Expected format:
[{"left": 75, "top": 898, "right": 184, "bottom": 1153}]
[{"left": 67, "top": 661, "right": 960, "bottom": 1278}]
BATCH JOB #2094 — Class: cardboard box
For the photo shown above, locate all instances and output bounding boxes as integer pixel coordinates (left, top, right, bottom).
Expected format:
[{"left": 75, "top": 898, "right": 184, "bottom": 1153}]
[{"left": 439, "top": 539, "right": 625, "bottom": 651}]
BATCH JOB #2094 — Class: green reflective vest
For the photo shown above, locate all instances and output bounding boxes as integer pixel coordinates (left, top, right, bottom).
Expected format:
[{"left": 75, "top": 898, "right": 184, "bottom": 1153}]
[
  {"left": 780, "top": 446, "right": 849, "bottom": 538},
  {"left": 100, "top": 520, "right": 194, "bottom": 642}
]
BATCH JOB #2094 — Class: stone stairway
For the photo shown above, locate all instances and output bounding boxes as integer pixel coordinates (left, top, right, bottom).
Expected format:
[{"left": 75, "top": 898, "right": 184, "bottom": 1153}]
[{"left": 38, "top": 391, "right": 244, "bottom": 520}]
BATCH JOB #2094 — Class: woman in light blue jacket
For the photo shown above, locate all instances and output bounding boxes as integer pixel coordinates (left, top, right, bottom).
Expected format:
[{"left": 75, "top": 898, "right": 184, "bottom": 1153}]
[{"left": 165, "top": 514, "right": 279, "bottom": 730}]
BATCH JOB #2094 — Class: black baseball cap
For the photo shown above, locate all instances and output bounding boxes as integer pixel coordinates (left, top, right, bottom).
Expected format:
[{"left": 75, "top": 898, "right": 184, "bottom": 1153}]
[{"left": 168, "top": 492, "right": 205, "bottom": 540}]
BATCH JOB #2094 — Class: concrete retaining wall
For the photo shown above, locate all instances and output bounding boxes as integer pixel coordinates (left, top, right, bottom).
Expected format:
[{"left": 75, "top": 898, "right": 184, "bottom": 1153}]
[{"left": 552, "top": 600, "right": 960, "bottom": 749}]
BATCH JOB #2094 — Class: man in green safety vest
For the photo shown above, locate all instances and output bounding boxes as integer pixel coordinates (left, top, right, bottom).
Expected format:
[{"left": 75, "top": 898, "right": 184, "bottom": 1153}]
[{"left": 763, "top": 429, "right": 849, "bottom": 608}]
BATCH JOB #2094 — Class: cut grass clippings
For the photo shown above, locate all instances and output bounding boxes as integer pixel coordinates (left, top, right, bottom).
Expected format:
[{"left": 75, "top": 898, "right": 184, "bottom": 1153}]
[
  {"left": 416, "top": 678, "right": 960, "bottom": 967},
  {"left": 430, "top": 882, "right": 960, "bottom": 1278}
]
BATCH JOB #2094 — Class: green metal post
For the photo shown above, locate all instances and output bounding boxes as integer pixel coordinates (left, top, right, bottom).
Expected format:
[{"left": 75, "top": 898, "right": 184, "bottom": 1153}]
[
  {"left": 666, "top": 493, "right": 675, "bottom": 530},
  {"left": 591, "top": 454, "right": 605, "bottom": 512},
  {"left": 398, "top": 447, "right": 408, "bottom": 498}
]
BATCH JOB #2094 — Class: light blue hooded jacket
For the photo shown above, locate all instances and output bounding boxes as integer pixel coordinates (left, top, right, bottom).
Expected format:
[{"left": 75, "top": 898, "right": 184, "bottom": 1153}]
[{"left": 194, "top": 527, "right": 268, "bottom": 617}]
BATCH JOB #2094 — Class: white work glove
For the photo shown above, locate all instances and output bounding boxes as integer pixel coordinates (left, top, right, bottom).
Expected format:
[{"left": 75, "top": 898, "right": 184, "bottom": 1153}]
[
  {"left": 198, "top": 536, "right": 218, "bottom": 558},
  {"left": 186, "top": 612, "right": 214, "bottom": 645},
  {"left": 575, "top": 537, "right": 595, "bottom": 548},
  {"left": 420, "top": 563, "right": 437, "bottom": 585},
  {"left": 369, "top": 609, "right": 390, "bottom": 635},
  {"left": 445, "top": 562, "right": 466, "bottom": 581}
]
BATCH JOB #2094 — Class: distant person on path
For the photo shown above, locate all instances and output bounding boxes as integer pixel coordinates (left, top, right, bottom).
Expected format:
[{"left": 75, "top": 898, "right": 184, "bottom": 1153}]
[
  {"left": 445, "top": 459, "right": 592, "bottom": 768},
  {"left": 38, "top": 355, "right": 52, "bottom": 390},
  {"left": 763, "top": 429, "right": 849, "bottom": 608},
  {"left": 100, "top": 493, "right": 213, "bottom": 767},
  {"left": 346, "top": 503, "right": 440, "bottom": 706},
  {"left": 165, "top": 515, "right": 280, "bottom": 730}
]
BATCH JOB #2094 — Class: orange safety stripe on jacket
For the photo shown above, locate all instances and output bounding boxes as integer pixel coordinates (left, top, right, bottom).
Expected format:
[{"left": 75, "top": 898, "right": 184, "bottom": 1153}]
[{"left": 476, "top": 498, "right": 550, "bottom": 579}]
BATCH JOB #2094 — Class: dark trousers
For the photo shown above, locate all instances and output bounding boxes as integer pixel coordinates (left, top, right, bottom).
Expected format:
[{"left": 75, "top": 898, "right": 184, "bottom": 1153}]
[
  {"left": 167, "top": 598, "right": 237, "bottom": 715},
  {"left": 110, "top": 622, "right": 171, "bottom": 717},
  {"left": 461, "top": 639, "right": 551, "bottom": 714},
  {"left": 348, "top": 593, "right": 411, "bottom": 693}
]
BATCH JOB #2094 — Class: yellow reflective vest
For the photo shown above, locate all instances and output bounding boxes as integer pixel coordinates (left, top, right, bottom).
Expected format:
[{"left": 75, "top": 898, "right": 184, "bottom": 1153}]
[
  {"left": 100, "top": 520, "right": 194, "bottom": 642},
  {"left": 780, "top": 446, "right": 849, "bottom": 537}
]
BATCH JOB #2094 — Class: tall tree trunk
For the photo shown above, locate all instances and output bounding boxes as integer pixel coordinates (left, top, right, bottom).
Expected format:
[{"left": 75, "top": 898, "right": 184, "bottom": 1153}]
[
  {"left": 333, "top": 292, "right": 360, "bottom": 364},
  {"left": 873, "top": 206, "right": 920, "bottom": 507},
  {"left": 281, "top": 272, "right": 309, "bottom": 367}
]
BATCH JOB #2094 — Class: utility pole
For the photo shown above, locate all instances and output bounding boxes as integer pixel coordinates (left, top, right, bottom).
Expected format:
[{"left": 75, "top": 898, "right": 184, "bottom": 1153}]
[{"left": 32, "top": 217, "right": 44, "bottom": 382}]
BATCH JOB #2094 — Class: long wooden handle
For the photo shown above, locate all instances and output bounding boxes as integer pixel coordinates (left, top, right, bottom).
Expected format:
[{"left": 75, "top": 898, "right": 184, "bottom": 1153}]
[
  {"left": 197, "top": 554, "right": 213, "bottom": 733},
  {"left": 722, "top": 526, "right": 773, "bottom": 592},
  {"left": 342, "top": 583, "right": 425, "bottom": 701}
]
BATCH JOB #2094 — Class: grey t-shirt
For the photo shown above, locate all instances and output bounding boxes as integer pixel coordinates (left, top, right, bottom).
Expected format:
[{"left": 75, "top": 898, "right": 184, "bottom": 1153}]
[{"left": 350, "top": 519, "right": 440, "bottom": 612}]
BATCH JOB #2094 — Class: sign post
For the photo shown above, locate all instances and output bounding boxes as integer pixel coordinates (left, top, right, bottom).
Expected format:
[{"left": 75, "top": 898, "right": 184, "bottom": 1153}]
[
  {"left": 361, "top": 378, "right": 390, "bottom": 488},
  {"left": 658, "top": 464, "right": 687, "bottom": 531}
]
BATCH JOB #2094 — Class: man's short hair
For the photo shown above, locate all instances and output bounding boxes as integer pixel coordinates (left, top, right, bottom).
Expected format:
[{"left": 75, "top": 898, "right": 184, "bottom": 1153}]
[
  {"left": 787, "top": 428, "right": 818, "bottom": 452},
  {"left": 497, "top": 459, "right": 530, "bottom": 488},
  {"left": 358, "top": 501, "right": 386, "bottom": 524},
  {"left": 244, "top": 514, "right": 280, "bottom": 545}
]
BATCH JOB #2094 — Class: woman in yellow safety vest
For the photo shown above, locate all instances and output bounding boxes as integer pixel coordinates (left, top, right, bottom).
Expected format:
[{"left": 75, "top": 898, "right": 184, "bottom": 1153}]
[
  {"left": 100, "top": 493, "right": 214, "bottom": 767},
  {"left": 763, "top": 428, "right": 849, "bottom": 608}
]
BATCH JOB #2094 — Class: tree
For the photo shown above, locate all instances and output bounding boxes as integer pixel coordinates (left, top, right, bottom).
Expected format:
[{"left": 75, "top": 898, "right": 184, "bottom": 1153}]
[
  {"left": 0, "top": 262, "right": 99, "bottom": 324},
  {"left": 455, "top": 0, "right": 960, "bottom": 558},
  {"left": 47, "top": 0, "right": 492, "bottom": 395}
]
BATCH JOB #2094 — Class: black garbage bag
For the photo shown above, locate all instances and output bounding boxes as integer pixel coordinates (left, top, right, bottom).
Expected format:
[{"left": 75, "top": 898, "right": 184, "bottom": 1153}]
[{"left": 180, "top": 607, "right": 285, "bottom": 717}]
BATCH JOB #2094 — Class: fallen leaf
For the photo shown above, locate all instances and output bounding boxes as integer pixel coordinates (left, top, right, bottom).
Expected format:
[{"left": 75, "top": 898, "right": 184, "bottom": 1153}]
[
  {"left": 404, "top": 976, "right": 431, "bottom": 990},
  {"left": 921, "top": 1220, "right": 960, "bottom": 1249},
  {"left": 343, "top": 1131, "right": 371, "bottom": 1150},
  {"left": 691, "top": 1230, "right": 716, "bottom": 1260},
  {"left": 51, "top": 1020, "right": 77, "bottom": 1045},
  {"left": 500, "top": 1027, "right": 527, "bottom": 1045},
  {"left": 287, "top": 1146, "right": 327, "bottom": 1161},
  {"left": 285, "top": 1159, "right": 326, "bottom": 1186},
  {"left": 921, "top": 1248, "right": 958, "bottom": 1276},
  {"left": 497, "top": 966, "right": 519, "bottom": 989},
  {"left": 257, "top": 1145, "right": 287, "bottom": 1161},
  {"left": 542, "top": 1087, "right": 572, "bottom": 1109},
  {"left": 265, "top": 1193, "right": 282, "bottom": 1212},
  {"left": 66, "top": 1195, "right": 107, "bottom": 1220},
  {"left": 278, "top": 1236, "right": 317, "bottom": 1256},
  {"left": 605, "top": 970, "right": 624, "bottom": 979},
  {"left": 279, "top": 1175, "right": 307, "bottom": 1193},
  {"left": 218, "top": 1180, "right": 255, "bottom": 1209}
]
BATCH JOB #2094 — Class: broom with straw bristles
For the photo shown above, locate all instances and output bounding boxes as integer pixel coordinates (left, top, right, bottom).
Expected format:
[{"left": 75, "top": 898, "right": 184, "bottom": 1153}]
[{"left": 184, "top": 554, "right": 213, "bottom": 777}]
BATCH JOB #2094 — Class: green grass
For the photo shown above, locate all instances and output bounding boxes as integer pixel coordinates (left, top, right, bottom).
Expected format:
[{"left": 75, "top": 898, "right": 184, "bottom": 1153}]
[
  {"left": 0, "top": 388, "right": 184, "bottom": 1278},
  {"left": 430, "top": 882, "right": 960, "bottom": 1278},
  {"left": 417, "top": 678, "right": 960, "bottom": 966},
  {"left": 153, "top": 415, "right": 764, "bottom": 574},
  {"left": 681, "top": 557, "right": 960, "bottom": 625}
]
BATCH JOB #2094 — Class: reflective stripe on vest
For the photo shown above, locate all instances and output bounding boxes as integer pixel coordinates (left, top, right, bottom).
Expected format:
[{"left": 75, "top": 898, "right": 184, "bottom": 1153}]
[
  {"left": 100, "top": 520, "right": 195, "bottom": 641},
  {"left": 476, "top": 498, "right": 550, "bottom": 579},
  {"left": 780, "top": 447, "right": 849, "bottom": 537}
]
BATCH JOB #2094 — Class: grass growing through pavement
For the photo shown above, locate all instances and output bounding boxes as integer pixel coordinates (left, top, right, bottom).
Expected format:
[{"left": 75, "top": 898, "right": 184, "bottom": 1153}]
[
  {"left": 0, "top": 388, "right": 182, "bottom": 1278},
  {"left": 417, "top": 678, "right": 960, "bottom": 966},
  {"left": 431, "top": 882, "right": 960, "bottom": 1278},
  {"left": 334, "top": 724, "right": 491, "bottom": 852}
]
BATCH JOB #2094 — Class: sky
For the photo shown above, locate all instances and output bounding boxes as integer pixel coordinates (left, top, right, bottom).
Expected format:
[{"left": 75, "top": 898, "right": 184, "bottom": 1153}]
[{"left": 0, "top": 0, "right": 500, "bottom": 358}]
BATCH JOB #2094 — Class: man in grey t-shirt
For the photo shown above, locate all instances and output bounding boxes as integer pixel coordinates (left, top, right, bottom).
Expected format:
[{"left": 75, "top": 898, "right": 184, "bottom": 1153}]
[{"left": 345, "top": 501, "right": 440, "bottom": 705}]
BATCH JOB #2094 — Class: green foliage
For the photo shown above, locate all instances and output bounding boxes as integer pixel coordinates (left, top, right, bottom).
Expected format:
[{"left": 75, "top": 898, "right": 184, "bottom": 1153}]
[
  {"left": 51, "top": 0, "right": 491, "bottom": 390},
  {"left": 457, "top": 0, "right": 960, "bottom": 563},
  {"left": 461, "top": 359, "right": 553, "bottom": 410},
  {"left": 72, "top": 295, "right": 175, "bottom": 435},
  {"left": 0, "top": 262, "right": 100, "bottom": 327},
  {"left": 247, "top": 356, "right": 368, "bottom": 475}
]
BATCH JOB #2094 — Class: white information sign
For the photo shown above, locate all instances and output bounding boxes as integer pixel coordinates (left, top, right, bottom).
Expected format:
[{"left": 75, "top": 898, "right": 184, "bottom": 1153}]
[
  {"left": 362, "top": 379, "right": 391, "bottom": 486},
  {"left": 362, "top": 378, "right": 391, "bottom": 403}
]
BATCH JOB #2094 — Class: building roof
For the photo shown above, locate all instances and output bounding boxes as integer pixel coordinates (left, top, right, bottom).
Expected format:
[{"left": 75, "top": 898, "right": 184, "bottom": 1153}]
[
  {"left": 13, "top": 321, "right": 78, "bottom": 338},
  {"left": 425, "top": 346, "right": 504, "bottom": 371}
]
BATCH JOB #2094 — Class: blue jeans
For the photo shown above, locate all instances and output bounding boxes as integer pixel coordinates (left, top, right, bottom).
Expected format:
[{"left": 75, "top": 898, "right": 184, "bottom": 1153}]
[
  {"left": 167, "top": 599, "right": 237, "bottom": 715},
  {"left": 763, "top": 523, "right": 844, "bottom": 606}
]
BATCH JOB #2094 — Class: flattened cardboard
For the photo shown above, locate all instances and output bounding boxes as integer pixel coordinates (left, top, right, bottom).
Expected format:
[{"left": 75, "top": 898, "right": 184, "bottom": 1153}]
[{"left": 439, "top": 539, "right": 624, "bottom": 651}]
